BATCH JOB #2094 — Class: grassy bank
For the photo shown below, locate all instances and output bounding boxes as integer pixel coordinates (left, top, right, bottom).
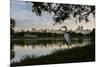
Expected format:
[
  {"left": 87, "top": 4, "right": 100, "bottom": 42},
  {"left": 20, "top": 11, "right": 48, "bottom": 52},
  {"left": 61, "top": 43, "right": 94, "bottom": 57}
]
[{"left": 11, "top": 44, "right": 95, "bottom": 66}]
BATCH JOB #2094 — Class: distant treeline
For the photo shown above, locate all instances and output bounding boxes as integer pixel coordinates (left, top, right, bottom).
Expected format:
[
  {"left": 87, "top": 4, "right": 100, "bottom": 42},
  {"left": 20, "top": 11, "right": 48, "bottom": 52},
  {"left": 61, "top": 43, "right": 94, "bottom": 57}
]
[
  {"left": 13, "top": 28, "right": 95, "bottom": 39},
  {"left": 14, "top": 32, "right": 63, "bottom": 38}
]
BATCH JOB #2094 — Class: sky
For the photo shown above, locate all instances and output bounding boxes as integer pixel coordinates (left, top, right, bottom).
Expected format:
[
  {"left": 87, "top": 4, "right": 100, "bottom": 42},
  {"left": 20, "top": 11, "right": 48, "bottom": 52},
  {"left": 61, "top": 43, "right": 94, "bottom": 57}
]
[{"left": 11, "top": 0, "right": 95, "bottom": 31}]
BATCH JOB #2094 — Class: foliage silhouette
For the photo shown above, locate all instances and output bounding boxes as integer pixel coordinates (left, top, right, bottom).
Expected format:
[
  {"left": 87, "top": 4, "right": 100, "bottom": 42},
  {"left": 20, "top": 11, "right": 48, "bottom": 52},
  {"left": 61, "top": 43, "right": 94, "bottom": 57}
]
[
  {"left": 10, "top": 18, "right": 16, "bottom": 38},
  {"left": 31, "top": 2, "right": 95, "bottom": 24}
]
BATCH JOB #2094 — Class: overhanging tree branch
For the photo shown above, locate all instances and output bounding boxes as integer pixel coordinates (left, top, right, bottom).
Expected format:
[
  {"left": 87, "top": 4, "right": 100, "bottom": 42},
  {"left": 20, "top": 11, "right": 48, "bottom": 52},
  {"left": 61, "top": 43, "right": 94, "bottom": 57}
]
[{"left": 30, "top": 2, "right": 95, "bottom": 24}]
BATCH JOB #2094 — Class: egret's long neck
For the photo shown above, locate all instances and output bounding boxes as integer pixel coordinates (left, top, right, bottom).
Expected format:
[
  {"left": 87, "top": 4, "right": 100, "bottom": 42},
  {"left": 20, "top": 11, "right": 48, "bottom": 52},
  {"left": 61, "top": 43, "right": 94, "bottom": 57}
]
[{"left": 65, "top": 28, "right": 67, "bottom": 32}]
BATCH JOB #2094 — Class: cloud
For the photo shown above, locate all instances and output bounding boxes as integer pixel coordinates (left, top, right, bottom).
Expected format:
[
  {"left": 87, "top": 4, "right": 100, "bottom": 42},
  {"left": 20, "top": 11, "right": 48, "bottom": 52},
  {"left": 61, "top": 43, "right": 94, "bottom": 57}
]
[{"left": 11, "top": 0, "right": 54, "bottom": 30}]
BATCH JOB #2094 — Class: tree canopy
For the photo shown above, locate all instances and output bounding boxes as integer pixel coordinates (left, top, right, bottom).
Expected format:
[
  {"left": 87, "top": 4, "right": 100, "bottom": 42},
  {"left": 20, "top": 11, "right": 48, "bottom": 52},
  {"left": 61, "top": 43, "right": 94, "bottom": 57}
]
[
  {"left": 31, "top": 2, "right": 95, "bottom": 24},
  {"left": 10, "top": 18, "right": 15, "bottom": 29}
]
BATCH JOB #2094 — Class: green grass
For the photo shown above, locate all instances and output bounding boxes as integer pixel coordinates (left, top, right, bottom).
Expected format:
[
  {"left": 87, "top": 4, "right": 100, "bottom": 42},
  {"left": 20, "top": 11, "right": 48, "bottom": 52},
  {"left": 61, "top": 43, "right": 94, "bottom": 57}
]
[{"left": 11, "top": 44, "right": 95, "bottom": 66}]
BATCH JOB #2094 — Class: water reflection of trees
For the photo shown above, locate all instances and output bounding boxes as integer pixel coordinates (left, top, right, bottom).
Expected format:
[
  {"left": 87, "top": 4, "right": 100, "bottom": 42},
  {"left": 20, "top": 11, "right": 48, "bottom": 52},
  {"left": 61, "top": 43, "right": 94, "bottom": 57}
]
[
  {"left": 11, "top": 36, "right": 94, "bottom": 49},
  {"left": 12, "top": 38, "right": 88, "bottom": 49},
  {"left": 13, "top": 39, "right": 63, "bottom": 46},
  {"left": 10, "top": 40, "right": 15, "bottom": 60}
]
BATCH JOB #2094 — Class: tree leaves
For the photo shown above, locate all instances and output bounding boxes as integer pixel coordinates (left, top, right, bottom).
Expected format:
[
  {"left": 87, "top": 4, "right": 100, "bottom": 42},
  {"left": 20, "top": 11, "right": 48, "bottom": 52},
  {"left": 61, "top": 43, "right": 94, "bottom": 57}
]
[
  {"left": 11, "top": 18, "right": 15, "bottom": 29},
  {"left": 31, "top": 2, "right": 95, "bottom": 24}
]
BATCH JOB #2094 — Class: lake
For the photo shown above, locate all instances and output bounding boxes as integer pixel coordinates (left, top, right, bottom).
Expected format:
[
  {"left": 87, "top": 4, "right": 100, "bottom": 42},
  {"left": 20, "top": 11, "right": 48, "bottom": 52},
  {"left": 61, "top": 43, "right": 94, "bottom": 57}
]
[{"left": 10, "top": 38, "right": 95, "bottom": 65}]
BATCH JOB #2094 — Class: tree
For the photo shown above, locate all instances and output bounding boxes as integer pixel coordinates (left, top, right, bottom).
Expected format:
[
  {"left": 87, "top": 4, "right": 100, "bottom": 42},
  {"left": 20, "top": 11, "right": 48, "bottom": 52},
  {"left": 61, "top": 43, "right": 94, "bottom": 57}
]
[
  {"left": 11, "top": 19, "right": 15, "bottom": 30},
  {"left": 31, "top": 2, "right": 95, "bottom": 24},
  {"left": 10, "top": 18, "right": 16, "bottom": 38},
  {"left": 90, "top": 28, "right": 95, "bottom": 38}
]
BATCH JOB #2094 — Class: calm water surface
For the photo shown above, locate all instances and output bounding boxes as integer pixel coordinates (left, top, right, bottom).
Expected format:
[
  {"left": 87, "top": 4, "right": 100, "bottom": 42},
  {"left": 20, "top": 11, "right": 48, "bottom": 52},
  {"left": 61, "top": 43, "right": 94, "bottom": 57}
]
[{"left": 11, "top": 38, "right": 92, "bottom": 63}]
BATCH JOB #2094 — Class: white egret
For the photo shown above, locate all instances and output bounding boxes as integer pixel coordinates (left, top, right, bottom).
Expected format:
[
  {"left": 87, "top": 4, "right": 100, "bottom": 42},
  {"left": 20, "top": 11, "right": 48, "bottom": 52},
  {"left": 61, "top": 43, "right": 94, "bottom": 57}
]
[{"left": 61, "top": 26, "right": 70, "bottom": 45}]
